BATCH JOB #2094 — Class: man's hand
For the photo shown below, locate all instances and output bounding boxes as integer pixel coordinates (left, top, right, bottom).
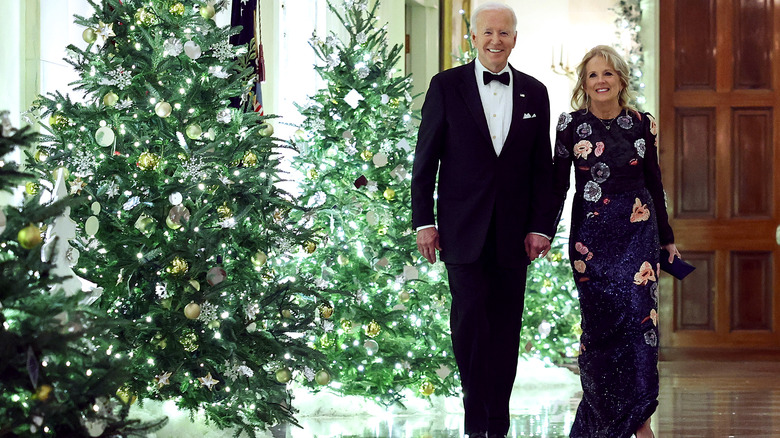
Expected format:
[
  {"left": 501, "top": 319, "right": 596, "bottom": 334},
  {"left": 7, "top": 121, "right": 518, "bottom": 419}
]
[
  {"left": 417, "top": 228, "right": 442, "bottom": 264},
  {"left": 524, "top": 233, "right": 551, "bottom": 261}
]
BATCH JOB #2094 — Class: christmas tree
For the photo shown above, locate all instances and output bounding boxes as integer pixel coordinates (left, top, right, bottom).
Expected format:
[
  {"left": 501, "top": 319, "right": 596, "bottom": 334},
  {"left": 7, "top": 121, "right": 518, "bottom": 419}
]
[
  {"left": 287, "top": 0, "right": 459, "bottom": 404},
  {"left": 26, "top": 1, "right": 330, "bottom": 434},
  {"left": 0, "top": 111, "right": 166, "bottom": 437}
]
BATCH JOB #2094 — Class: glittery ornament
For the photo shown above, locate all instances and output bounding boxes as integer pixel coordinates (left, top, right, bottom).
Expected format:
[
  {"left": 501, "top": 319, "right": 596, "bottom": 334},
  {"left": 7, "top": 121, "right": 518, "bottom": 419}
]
[
  {"left": 179, "top": 329, "right": 198, "bottom": 351},
  {"left": 95, "top": 126, "right": 115, "bottom": 147},
  {"left": 251, "top": 250, "right": 267, "bottom": 267},
  {"left": 307, "top": 168, "right": 319, "bottom": 179},
  {"left": 134, "top": 7, "right": 159, "bottom": 26},
  {"left": 207, "top": 267, "right": 227, "bottom": 286},
  {"left": 360, "top": 150, "right": 373, "bottom": 161},
  {"left": 419, "top": 381, "right": 435, "bottom": 396},
  {"left": 318, "top": 303, "right": 334, "bottom": 319},
  {"left": 137, "top": 151, "right": 160, "bottom": 170},
  {"left": 35, "top": 384, "right": 53, "bottom": 402},
  {"left": 24, "top": 182, "right": 39, "bottom": 195},
  {"left": 166, "top": 256, "right": 188, "bottom": 275},
  {"left": 341, "top": 319, "right": 353, "bottom": 332},
  {"left": 169, "top": 2, "right": 185, "bottom": 15},
  {"left": 242, "top": 151, "right": 258, "bottom": 167},
  {"left": 154, "top": 101, "right": 172, "bottom": 118},
  {"left": 217, "top": 202, "right": 232, "bottom": 219},
  {"left": 185, "top": 124, "right": 202, "bottom": 139},
  {"left": 48, "top": 113, "right": 69, "bottom": 131},
  {"left": 103, "top": 91, "right": 119, "bottom": 106},
  {"left": 365, "top": 320, "right": 381, "bottom": 338},
  {"left": 116, "top": 386, "right": 137, "bottom": 404},
  {"left": 303, "top": 241, "right": 317, "bottom": 254},
  {"left": 275, "top": 368, "right": 292, "bottom": 383},
  {"left": 82, "top": 28, "right": 97, "bottom": 43},
  {"left": 315, "top": 369, "right": 331, "bottom": 385},
  {"left": 319, "top": 334, "right": 334, "bottom": 348},
  {"left": 184, "top": 302, "right": 201, "bottom": 319},
  {"left": 364, "top": 339, "right": 379, "bottom": 354},
  {"left": 383, "top": 188, "right": 396, "bottom": 201},
  {"left": 18, "top": 224, "right": 42, "bottom": 249}
]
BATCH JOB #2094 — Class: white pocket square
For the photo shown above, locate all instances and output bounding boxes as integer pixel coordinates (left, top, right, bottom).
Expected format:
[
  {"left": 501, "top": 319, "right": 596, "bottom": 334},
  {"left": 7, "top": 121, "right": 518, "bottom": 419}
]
[{"left": 523, "top": 113, "right": 536, "bottom": 119}]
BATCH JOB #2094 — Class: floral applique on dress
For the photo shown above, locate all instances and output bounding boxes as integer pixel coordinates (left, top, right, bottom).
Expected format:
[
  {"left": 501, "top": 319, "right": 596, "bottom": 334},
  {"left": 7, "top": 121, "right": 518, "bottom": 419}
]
[
  {"left": 630, "top": 198, "right": 650, "bottom": 222},
  {"left": 633, "top": 261, "right": 656, "bottom": 286}
]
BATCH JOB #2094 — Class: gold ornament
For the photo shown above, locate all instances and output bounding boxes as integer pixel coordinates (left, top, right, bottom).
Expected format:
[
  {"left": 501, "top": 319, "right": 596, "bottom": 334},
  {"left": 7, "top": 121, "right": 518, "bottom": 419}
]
[
  {"left": 18, "top": 223, "right": 42, "bottom": 249},
  {"left": 217, "top": 202, "right": 233, "bottom": 219},
  {"left": 303, "top": 240, "right": 317, "bottom": 254},
  {"left": 389, "top": 98, "right": 401, "bottom": 108},
  {"left": 543, "top": 279, "right": 553, "bottom": 288},
  {"left": 35, "top": 384, "right": 53, "bottom": 402},
  {"left": 337, "top": 254, "right": 348, "bottom": 265},
  {"left": 275, "top": 368, "right": 292, "bottom": 384},
  {"left": 103, "top": 91, "right": 119, "bottom": 106},
  {"left": 208, "top": 320, "right": 220, "bottom": 329},
  {"left": 242, "top": 151, "right": 258, "bottom": 167},
  {"left": 169, "top": 2, "right": 185, "bottom": 15},
  {"left": 24, "top": 182, "right": 40, "bottom": 195},
  {"left": 319, "top": 334, "right": 334, "bottom": 348},
  {"left": 82, "top": 28, "right": 97, "bottom": 43},
  {"left": 179, "top": 329, "right": 199, "bottom": 351},
  {"left": 165, "top": 216, "right": 181, "bottom": 230},
  {"left": 383, "top": 188, "right": 396, "bottom": 201},
  {"left": 185, "top": 124, "right": 202, "bottom": 139},
  {"left": 550, "top": 251, "right": 563, "bottom": 262},
  {"left": 134, "top": 7, "right": 159, "bottom": 26},
  {"left": 184, "top": 302, "right": 201, "bottom": 319},
  {"left": 281, "top": 309, "right": 293, "bottom": 319},
  {"left": 398, "top": 291, "right": 411, "bottom": 303},
  {"left": 48, "top": 113, "right": 69, "bottom": 131},
  {"left": 251, "top": 250, "right": 267, "bottom": 267},
  {"left": 318, "top": 303, "right": 334, "bottom": 319},
  {"left": 34, "top": 149, "right": 48, "bottom": 162},
  {"left": 116, "top": 386, "right": 137, "bottom": 404},
  {"left": 360, "top": 150, "right": 373, "bottom": 161},
  {"left": 154, "top": 101, "right": 172, "bottom": 118},
  {"left": 199, "top": 3, "right": 216, "bottom": 19},
  {"left": 340, "top": 319, "right": 353, "bottom": 332},
  {"left": 272, "top": 208, "right": 287, "bottom": 223},
  {"left": 307, "top": 168, "right": 319, "bottom": 179},
  {"left": 419, "top": 381, "right": 435, "bottom": 396},
  {"left": 315, "top": 369, "right": 331, "bottom": 386},
  {"left": 137, "top": 151, "right": 160, "bottom": 170},
  {"left": 259, "top": 123, "right": 274, "bottom": 136},
  {"left": 166, "top": 256, "right": 189, "bottom": 275},
  {"left": 365, "top": 320, "right": 381, "bottom": 338}
]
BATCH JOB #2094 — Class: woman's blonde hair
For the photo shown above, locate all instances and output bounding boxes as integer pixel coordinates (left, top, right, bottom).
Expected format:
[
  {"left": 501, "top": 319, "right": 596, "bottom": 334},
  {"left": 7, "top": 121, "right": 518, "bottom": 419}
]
[{"left": 571, "top": 45, "right": 635, "bottom": 111}]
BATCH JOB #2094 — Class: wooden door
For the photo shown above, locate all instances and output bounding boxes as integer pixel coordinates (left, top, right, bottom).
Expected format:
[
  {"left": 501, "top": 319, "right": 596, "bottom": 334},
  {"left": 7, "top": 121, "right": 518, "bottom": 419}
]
[{"left": 659, "top": 0, "right": 780, "bottom": 356}]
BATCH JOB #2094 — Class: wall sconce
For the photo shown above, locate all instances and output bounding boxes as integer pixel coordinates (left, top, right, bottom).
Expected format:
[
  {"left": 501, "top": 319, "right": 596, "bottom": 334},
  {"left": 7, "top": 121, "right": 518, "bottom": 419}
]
[{"left": 551, "top": 45, "right": 576, "bottom": 79}]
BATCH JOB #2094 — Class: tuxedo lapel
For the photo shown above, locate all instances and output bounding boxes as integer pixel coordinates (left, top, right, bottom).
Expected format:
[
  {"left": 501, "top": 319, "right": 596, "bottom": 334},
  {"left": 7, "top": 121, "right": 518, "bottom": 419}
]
[
  {"left": 502, "top": 67, "right": 528, "bottom": 154},
  {"left": 458, "top": 63, "right": 493, "bottom": 147}
]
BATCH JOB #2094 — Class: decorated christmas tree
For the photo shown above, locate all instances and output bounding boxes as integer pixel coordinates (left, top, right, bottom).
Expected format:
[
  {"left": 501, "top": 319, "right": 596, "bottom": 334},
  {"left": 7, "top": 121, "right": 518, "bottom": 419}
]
[
  {"left": 26, "top": 1, "right": 329, "bottom": 434},
  {"left": 287, "top": 0, "right": 459, "bottom": 404},
  {"left": 0, "top": 111, "right": 166, "bottom": 437}
]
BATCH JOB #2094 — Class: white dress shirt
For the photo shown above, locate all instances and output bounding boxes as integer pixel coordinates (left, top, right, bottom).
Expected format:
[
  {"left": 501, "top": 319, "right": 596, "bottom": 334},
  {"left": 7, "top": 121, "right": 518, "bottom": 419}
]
[{"left": 474, "top": 59, "right": 513, "bottom": 156}]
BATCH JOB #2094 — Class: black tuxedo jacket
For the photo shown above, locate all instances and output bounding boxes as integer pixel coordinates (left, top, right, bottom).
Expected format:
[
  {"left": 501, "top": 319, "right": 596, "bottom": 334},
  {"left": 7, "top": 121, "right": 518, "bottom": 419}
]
[{"left": 411, "top": 61, "right": 557, "bottom": 266}]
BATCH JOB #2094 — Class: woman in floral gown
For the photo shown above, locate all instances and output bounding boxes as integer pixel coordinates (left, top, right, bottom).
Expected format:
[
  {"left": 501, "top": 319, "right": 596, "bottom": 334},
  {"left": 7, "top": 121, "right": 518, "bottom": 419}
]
[{"left": 552, "top": 45, "right": 681, "bottom": 438}]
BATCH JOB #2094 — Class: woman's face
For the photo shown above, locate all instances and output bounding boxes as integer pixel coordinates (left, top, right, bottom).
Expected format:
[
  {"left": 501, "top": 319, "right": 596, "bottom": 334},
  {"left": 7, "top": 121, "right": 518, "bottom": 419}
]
[{"left": 584, "top": 56, "right": 623, "bottom": 108}]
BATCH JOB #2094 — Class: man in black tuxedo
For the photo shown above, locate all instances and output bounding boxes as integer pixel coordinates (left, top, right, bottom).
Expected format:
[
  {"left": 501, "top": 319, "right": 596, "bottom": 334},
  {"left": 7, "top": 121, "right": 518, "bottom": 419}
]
[{"left": 411, "top": 3, "right": 556, "bottom": 437}]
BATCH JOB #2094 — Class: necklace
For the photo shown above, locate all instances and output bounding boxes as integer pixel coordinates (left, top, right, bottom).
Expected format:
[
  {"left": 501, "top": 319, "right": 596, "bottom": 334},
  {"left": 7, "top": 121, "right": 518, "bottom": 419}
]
[{"left": 595, "top": 109, "right": 623, "bottom": 130}]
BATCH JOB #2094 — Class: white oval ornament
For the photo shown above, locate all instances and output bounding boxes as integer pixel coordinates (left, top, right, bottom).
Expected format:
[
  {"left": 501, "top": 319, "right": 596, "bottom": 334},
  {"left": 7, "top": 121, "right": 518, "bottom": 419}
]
[
  {"left": 372, "top": 152, "right": 388, "bottom": 167},
  {"left": 91, "top": 202, "right": 101, "bottom": 215},
  {"left": 169, "top": 192, "right": 183, "bottom": 205},
  {"left": 0, "top": 209, "right": 6, "bottom": 235},
  {"left": 68, "top": 247, "right": 80, "bottom": 266},
  {"left": 366, "top": 211, "right": 378, "bottom": 225},
  {"left": 85, "top": 216, "right": 100, "bottom": 236},
  {"left": 94, "top": 126, "right": 115, "bottom": 147},
  {"left": 184, "top": 40, "right": 202, "bottom": 59}
]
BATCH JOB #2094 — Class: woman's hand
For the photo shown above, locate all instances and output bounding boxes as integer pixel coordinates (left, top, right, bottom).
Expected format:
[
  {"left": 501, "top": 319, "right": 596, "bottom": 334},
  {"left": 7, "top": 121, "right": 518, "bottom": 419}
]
[{"left": 662, "top": 243, "right": 681, "bottom": 263}]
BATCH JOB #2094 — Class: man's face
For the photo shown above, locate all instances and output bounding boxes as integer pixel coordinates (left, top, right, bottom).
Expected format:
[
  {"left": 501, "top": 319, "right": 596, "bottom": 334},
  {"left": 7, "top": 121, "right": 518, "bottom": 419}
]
[{"left": 471, "top": 9, "right": 517, "bottom": 73}]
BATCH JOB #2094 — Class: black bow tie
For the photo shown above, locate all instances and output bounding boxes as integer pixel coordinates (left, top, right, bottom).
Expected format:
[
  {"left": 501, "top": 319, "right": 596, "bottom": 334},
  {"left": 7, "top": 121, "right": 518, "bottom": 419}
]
[{"left": 483, "top": 71, "right": 510, "bottom": 86}]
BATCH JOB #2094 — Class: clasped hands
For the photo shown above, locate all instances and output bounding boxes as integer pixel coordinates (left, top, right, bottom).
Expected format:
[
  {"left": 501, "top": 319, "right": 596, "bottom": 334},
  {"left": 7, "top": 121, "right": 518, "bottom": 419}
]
[{"left": 416, "top": 228, "right": 551, "bottom": 264}]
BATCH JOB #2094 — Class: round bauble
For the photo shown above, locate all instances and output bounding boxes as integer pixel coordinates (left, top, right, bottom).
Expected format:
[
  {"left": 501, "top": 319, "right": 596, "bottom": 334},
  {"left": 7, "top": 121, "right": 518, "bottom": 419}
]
[
  {"left": 275, "top": 368, "right": 292, "bottom": 384},
  {"left": 303, "top": 240, "right": 317, "bottom": 254},
  {"left": 207, "top": 266, "right": 227, "bottom": 286},
  {"left": 398, "top": 291, "right": 411, "bottom": 303},
  {"left": 314, "top": 370, "right": 331, "bottom": 386},
  {"left": 134, "top": 7, "right": 159, "bottom": 26},
  {"left": 318, "top": 303, "right": 334, "bottom": 319},
  {"left": 364, "top": 339, "right": 379, "bottom": 355},
  {"left": 365, "top": 320, "right": 381, "bottom": 338},
  {"left": 259, "top": 123, "right": 274, "bottom": 137},
  {"left": 18, "top": 223, "right": 42, "bottom": 249},
  {"left": 217, "top": 203, "right": 232, "bottom": 219},
  {"left": 360, "top": 150, "right": 373, "bottom": 161},
  {"left": 116, "top": 386, "right": 137, "bottom": 405},
  {"left": 185, "top": 123, "right": 202, "bottom": 139},
  {"left": 337, "top": 254, "right": 348, "bottom": 265},
  {"left": 251, "top": 250, "right": 267, "bottom": 267},
  {"left": 242, "top": 151, "right": 258, "bottom": 167},
  {"left": 319, "top": 334, "right": 334, "bottom": 348},
  {"left": 179, "top": 329, "right": 199, "bottom": 351},
  {"left": 199, "top": 4, "right": 216, "bottom": 19},
  {"left": 383, "top": 188, "right": 396, "bottom": 201},
  {"left": 154, "top": 101, "right": 172, "bottom": 118},
  {"left": 169, "top": 192, "right": 183, "bottom": 205},
  {"left": 281, "top": 309, "right": 293, "bottom": 319},
  {"left": 137, "top": 151, "right": 160, "bottom": 170},
  {"left": 35, "top": 384, "right": 53, "bottom": 402},
  {"left": 167, "top": 256, "right": 189, "bottom": 275},
  {"left": 52, "top": 167, "right": 70, "bottom": 180},
  {"left": 34, "top": 149, "right": 48, "bottom": 162},
  {"left": 24, "top": 182, "right": 39, "bottom": 195},
  {"left": 95, "top": 126, "right": 115, "bottom": 147},
  {"left": 169, "top": 2, "right": 185, "bottom": 15},
  {"left": 184, "top": 302, "right": 201, "bottom": 319},
  {"left": 103, "top": 92, "right": 119, "bottom": 107},
  {"left": 165, "top": 216, "right": 181, "bottom": 230},
  {"left": 82, "top": 28, "right": 97, "bottom": 43},
  {"left": 372, "top": 152, "right": 388, "bottom": 167},
  {"left": 419, "top": 381, "right": 435, "bottom": 396},
  {"left": 167, "top": 205, "right": 190, "bottom": 227},
  {"left": 48, "top": 113, "right": 69, "bottom": 131},
  {"left": 184, "top": 40, "right": 202, "bottom": 59}
]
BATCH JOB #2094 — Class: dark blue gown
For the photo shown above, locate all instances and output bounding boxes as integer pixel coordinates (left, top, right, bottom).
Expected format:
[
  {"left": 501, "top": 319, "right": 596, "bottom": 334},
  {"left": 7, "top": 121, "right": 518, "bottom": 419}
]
[{"left": 552, "top": 109, "right": 674, "bottom": 437}]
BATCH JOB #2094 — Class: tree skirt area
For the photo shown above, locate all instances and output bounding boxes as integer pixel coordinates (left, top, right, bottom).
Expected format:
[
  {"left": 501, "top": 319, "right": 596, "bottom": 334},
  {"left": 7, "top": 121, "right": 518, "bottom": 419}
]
[{"left": 130, "top": 358, "right": 581, "bottom": 438}]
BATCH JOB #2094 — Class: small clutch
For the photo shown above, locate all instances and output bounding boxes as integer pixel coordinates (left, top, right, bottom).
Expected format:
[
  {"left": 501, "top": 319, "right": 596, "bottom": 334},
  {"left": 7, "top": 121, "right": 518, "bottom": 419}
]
[{"left": 660, "top": 249, "right": 695, "bottom": 280}]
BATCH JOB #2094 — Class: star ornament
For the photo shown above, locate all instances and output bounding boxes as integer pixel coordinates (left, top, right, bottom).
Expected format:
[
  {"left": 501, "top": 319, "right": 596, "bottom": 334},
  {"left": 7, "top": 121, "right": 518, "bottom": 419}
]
[
  {"left": 70, "top": 177, "right": 87, "bottom": 194},
  {"left": 198, "top": 372, "right": 220, "bottom": 390},
  {"left": 96, "top": 21, "right": 115, "bottom": 42},
  {"left": 155, "top": 371, "right": 172, "bottom": 387}
]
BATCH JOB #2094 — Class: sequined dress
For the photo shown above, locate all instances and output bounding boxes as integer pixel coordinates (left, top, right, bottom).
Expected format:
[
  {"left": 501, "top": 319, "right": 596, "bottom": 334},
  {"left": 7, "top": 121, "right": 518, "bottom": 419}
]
[{"left": 552, "top": 110, "right": 674, "bottom": 437}]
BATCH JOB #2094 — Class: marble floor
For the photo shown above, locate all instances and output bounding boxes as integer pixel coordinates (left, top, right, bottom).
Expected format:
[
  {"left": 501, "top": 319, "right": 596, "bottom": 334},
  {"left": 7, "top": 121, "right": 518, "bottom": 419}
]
[{"left": 145, "top": 359, "right": 780, "bottom": 437}]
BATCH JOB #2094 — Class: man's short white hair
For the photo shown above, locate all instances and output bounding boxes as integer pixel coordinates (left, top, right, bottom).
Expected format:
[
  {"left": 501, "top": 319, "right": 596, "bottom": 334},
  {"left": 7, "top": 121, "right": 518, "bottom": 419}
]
[{"left": 471, "top": 2, "right": 518, "bottom": 35}]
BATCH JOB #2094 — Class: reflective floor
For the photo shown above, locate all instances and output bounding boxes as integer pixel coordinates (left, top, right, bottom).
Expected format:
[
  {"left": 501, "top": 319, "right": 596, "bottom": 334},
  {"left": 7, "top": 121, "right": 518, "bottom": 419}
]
[{"left": 147, "top": 360, "right": 780, "bottom": 437}]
